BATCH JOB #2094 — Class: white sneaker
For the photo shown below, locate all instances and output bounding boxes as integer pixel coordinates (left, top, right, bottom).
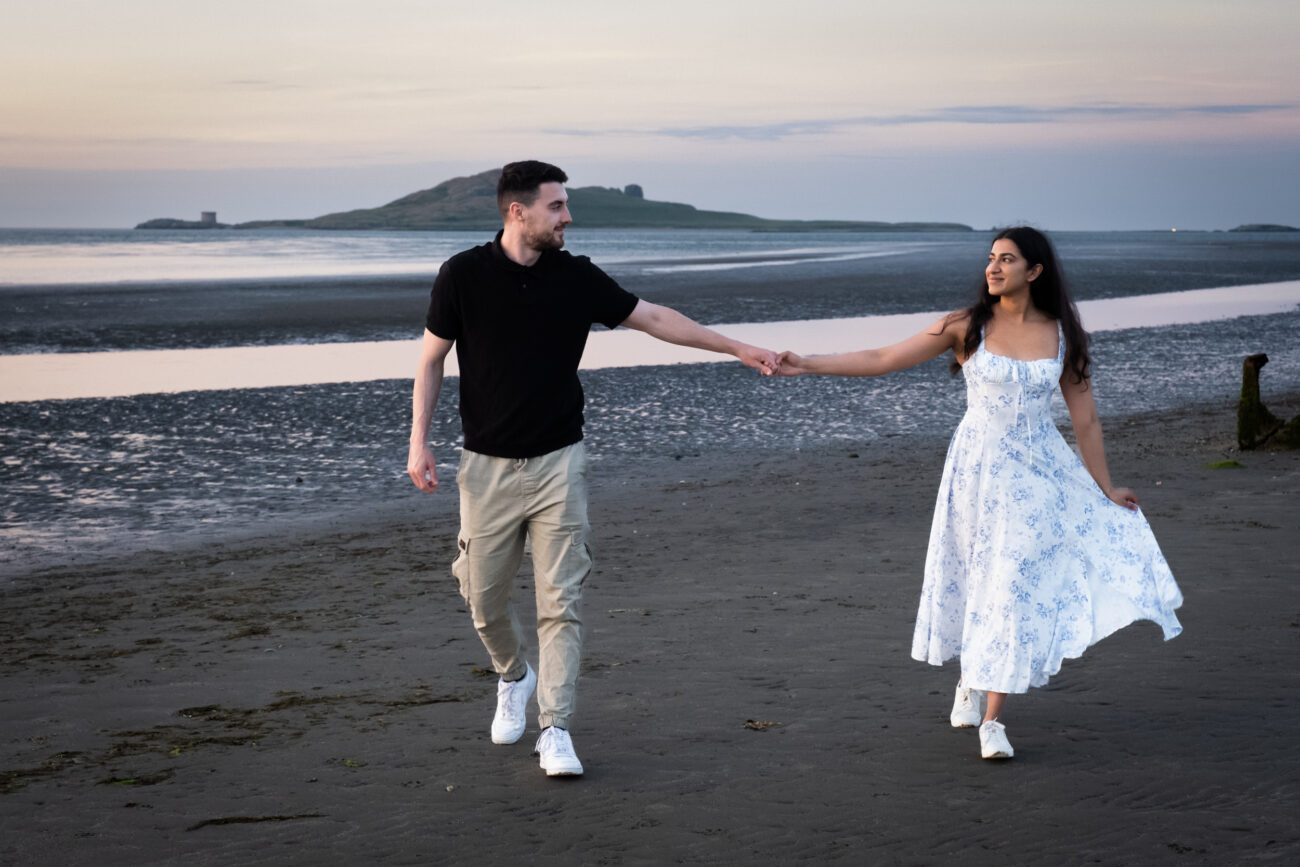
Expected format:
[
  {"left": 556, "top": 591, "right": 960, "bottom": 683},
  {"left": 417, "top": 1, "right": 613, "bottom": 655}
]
[
  {"left": 490, "top": 662, "right": 536, "bottom": 745},
  {"left": 979, "top": 720, "right": 1014, "bottom": 759},
  {"left": 950, "top": 683, "right": 983, "bottom": 728},
  {"left": 534, "top": 726, "right": 584, "bottom": 776}
]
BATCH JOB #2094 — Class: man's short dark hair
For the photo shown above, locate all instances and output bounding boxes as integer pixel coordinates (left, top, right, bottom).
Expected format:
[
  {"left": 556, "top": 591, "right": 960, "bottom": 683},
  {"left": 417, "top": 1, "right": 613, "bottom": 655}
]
[{"left": 497, "top": 161, "right": 568, "bottom": 218}]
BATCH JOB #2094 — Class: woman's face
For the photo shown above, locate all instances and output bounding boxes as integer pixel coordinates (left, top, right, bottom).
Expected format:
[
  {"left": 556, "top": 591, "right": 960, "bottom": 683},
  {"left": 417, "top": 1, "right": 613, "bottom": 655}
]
[{"left": 985, "top": 238, "right": 1042, "bottom": 297}]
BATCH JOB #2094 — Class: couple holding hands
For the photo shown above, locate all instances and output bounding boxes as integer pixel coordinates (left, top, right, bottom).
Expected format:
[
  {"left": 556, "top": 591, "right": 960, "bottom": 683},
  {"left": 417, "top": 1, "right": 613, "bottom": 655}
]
[{"left": 407, "top": 160, "right": 1182, "bottom": 777}]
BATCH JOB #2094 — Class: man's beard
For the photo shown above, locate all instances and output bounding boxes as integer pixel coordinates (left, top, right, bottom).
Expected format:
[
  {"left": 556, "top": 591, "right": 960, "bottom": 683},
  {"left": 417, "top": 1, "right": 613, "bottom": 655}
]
[{"left": 524, "top": 224, "right": 565, "bottom": 251}]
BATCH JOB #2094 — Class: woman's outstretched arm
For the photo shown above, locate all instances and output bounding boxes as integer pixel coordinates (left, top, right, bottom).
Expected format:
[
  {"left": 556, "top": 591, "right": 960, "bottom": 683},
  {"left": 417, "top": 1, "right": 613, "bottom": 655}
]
[
  {"left": 773, "top": 314, "right": 966, "bottom": 377},
  {"left": 1060, "top": 372, "right": 1139, "bottom": 510}
]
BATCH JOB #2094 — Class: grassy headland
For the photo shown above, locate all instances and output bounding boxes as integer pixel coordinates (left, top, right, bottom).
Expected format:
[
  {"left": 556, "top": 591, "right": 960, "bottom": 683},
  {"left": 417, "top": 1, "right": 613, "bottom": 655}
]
[{"left": 147, "top": 168, "right": 972, "bottom": 232}]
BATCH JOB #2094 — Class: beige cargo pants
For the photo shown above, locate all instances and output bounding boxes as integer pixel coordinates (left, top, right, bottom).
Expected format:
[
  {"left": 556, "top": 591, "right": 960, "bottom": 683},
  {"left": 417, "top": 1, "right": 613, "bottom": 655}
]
[{"left": 452, "top": 441, "right": 591, "bottom": 731}]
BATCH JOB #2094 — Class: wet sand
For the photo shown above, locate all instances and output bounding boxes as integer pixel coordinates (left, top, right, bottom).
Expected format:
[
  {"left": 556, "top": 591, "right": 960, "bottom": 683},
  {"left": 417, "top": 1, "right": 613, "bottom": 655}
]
[
  {"left": 6, "top": 229, "right": 1300, "bottom": 355},
  {"left": 2, "top": 395, "right": 1298, "bottom": 865}
]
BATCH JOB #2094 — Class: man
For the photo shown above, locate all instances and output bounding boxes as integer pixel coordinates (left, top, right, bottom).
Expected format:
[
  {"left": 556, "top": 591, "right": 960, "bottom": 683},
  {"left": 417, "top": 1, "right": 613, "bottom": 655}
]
[{"left": 407, "top": 160, "right": 774, "bottom": 777}]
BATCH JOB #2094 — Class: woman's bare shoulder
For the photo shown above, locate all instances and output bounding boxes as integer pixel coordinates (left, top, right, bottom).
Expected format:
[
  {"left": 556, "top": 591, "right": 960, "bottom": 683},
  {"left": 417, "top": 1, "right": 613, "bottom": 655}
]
[
  {"left": 932, "top": 309, "right": 972, "bottom": 341},
  {"left": 929, "top": 309, "right": 973, "bottom": 363}
]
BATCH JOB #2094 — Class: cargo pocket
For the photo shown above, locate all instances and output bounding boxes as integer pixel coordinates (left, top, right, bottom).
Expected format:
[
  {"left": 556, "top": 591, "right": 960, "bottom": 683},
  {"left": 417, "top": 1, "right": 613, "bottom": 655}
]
[{"left": 559, "top": 531, "right": 594, "bottom": 599}]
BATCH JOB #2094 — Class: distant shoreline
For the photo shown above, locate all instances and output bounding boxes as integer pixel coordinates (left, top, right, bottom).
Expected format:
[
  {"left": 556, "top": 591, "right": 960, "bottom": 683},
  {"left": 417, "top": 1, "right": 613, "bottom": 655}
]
[
  {"left": 135, "top": 168, "right": 975, "bottom": 233},
  {"left": 140, "top": 220, "right": 976, "bottom": 233},
  {"left": 6, "top": 224, "right": 1298, "bottom": 234}
]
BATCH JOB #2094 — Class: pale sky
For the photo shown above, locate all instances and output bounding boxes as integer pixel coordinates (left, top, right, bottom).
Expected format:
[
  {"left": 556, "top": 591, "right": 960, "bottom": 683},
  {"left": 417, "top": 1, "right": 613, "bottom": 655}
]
[{"left": 2, "top": 0, "right": 1297, "bottom": 229}]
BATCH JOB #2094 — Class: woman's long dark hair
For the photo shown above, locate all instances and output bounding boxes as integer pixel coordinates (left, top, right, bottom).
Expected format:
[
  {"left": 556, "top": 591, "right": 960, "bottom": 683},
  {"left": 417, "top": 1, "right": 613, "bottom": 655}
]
[{"left": 950, "top": 226, "right": 1091, "bottom": 384}]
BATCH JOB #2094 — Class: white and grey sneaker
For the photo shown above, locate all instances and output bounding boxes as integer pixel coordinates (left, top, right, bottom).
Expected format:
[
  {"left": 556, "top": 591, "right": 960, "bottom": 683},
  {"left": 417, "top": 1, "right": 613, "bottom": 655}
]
[
  {"left": 979, "top": 720, "right": 1014, "bottom": 759},
  {"left": 490, "top": 662, "right": 536, "bottom": 745},
  {"left": 950, "top": 683, "right": 983, "bottom": 728},
  {"left": 534, "top": 726, "right": 584, "bottom": 776}
]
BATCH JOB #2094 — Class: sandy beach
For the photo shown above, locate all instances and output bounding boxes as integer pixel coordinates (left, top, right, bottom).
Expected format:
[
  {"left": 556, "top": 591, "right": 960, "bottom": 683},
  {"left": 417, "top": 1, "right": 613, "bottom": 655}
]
[
  {"left": 3, "top": 389, "right": 1297, "bottom": 865},
  {"left": 6, "top": 0, "right": 1300, "bottom": 859}
]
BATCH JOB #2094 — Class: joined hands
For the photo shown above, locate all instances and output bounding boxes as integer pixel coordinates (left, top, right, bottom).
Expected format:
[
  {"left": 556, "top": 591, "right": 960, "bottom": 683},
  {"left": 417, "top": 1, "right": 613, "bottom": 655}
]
[
  {"left": 736, "top": 346, "right": 809, "bottom": 377},
  {"left": 771, "top": 351, "right": 808, "bottom": 376},
  {"left": 737, "top": 344, "right": 779, "bottom": 376}
]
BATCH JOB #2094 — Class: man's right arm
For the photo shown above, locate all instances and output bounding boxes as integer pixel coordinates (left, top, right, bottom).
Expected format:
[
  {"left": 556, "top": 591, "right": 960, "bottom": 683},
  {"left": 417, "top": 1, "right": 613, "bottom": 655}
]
[{"left": 408, "top": 328, "right": 456, "bottom": 493}]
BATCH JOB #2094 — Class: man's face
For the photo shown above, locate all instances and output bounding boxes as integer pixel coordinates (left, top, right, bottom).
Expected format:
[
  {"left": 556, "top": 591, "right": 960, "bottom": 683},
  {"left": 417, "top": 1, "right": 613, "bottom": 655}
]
[{"left": 519, "top": 182, "right": 572, "bottom": 251}]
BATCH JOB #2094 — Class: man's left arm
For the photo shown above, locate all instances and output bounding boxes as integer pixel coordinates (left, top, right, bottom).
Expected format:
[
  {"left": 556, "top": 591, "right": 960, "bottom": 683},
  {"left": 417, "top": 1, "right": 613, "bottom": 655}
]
[{"left": 620, "top": 300, "right": 776, "bottom": 375}]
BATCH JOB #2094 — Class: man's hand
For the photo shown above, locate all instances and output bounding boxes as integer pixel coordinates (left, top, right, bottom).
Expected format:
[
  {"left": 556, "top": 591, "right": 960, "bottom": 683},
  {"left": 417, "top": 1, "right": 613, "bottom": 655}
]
[
  {"left": 408, "top": 443, "right": 440, "bottom": 493},
  {"left": 736, "top": 343, "right": 778, "bottom": 376},
  {"left": 772, "top": 351, "right": 809, "bottom": 376}
]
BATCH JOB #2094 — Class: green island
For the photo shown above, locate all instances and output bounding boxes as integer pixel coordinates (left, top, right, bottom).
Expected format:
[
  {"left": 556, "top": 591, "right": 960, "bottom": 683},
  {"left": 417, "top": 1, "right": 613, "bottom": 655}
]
[
  {"left": 136, "top": 217, "right": 230, "bottom": 230},
  {"left": 137, "top": 168, "right": 972, "bottom": 232},
  {"left": 1228, "top": 224, "right": 1298, "bottom": 232}
]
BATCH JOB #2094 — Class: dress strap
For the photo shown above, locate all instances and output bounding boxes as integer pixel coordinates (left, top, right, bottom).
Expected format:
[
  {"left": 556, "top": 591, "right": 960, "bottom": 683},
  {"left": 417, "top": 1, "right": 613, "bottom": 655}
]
[{"left": 1056, "top": 320, "right": 1065, "bottom": 362}]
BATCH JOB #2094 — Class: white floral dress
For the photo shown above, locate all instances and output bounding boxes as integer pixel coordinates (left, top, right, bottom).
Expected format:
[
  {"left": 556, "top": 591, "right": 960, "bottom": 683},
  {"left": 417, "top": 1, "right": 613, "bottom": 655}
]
[{"left": 911, "top": 324, "right": 1183, "bottom": 694}]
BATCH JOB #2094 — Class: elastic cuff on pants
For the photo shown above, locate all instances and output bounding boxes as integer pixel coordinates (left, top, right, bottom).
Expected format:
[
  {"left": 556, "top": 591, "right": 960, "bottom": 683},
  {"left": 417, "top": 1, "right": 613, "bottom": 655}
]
[
  {"left": 501, "top": 663, "right": 527, "bottom": 682},
  {"left": 538, "top": 714, "right": 571, "bottom": 732}
]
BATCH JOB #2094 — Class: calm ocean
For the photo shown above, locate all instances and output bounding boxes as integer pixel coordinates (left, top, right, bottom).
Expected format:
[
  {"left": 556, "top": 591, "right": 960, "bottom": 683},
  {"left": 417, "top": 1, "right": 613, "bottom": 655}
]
[
  {"left": 1, "top": 228, "right": 1298, "bottom": 574},
  {"left": 6, "top": 226, "right": 1300, "bottom": 294}
]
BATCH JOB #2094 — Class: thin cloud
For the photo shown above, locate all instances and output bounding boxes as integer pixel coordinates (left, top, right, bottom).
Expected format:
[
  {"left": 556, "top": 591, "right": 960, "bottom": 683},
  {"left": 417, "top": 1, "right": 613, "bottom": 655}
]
[
  {"left": 224, "top": 79, "right": 305, "bottom": 92},
  {"left": 547, "top": 102, "right": 1294, "bottom": 141}
]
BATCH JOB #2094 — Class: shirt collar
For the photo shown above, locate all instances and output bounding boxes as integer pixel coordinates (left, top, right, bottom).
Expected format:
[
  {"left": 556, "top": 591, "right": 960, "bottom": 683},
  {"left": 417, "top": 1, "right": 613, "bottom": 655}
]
[{"left": 491, "top": 230, "right": 554, "bottom": 273}]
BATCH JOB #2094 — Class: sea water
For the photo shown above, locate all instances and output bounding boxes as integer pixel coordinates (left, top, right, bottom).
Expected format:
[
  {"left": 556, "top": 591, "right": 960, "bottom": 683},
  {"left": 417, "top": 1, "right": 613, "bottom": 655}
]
[
  {"left": 0, "top": 227, "right": 950, "bottom": 286},
  {"left": 6, "top": 226, "right": 1300, "bottom": 290}
]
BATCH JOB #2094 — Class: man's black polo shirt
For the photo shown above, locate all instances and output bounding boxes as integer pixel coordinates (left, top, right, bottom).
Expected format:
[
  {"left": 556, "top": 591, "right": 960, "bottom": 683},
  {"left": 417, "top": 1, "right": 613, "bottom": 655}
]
[{"left": 426, "top": 232, "right": 639, "bottom": 459}]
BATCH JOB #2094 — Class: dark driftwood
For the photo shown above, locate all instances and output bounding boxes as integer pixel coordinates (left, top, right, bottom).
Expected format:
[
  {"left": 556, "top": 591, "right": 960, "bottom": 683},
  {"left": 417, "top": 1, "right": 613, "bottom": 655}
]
[{"left": 1238, "top": 354, "right": 1300, "bottom": 449}]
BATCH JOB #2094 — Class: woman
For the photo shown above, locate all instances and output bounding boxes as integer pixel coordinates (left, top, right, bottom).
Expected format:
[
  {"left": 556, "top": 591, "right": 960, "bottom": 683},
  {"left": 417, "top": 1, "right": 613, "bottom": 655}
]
[{"left": 774, "top": 227, "right": 1182, "bottom": 760}]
